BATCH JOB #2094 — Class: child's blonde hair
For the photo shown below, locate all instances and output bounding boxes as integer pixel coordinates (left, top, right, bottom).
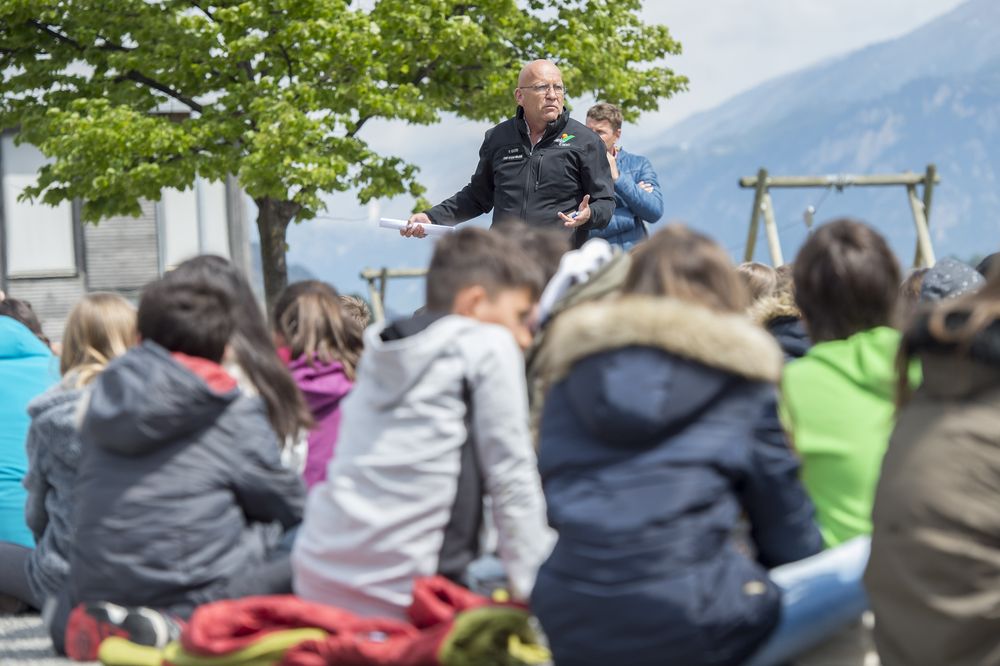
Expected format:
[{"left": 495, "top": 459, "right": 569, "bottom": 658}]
[
  {"left": 273, "top": 281, "right": 363, "bottom": 381},
  {"left": 626, "top": 225, "right": 749, "bottom": 313},
  {"left": 339, "top": 295, "right": 372, "bottom": 329},
  {"left": 61, "top": 292, "right": 136, "bottom": 388},
  {"left": 736, "top": 262, "right": 778, "bottom": 305}
]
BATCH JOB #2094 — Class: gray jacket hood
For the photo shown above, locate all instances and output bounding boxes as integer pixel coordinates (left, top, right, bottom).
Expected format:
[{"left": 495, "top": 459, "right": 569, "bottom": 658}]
[
  {"left": 361, "top": 315, "right": 483, "bottom": 409},
  {"left": 27, "top": 384, "right": 86, "bottom": 467},
  {"left": 81, "top": 341, "right": 238, "bottom": 457}
]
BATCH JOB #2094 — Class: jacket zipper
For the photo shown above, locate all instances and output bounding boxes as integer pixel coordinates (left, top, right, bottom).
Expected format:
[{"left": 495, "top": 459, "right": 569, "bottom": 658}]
[
  {"left": 520, "top": 140, "right": 534, "bottom": 221},
  {"left": 535, "top": 154, "right": 544, "bottom": 191},
  {"left": 519, "top": 119, "right": 561, "bottom": 221}
]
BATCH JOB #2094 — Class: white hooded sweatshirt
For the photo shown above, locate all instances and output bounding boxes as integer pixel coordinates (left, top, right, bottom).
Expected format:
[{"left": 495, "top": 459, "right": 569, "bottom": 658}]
[{"left": 292, "top": 314, "right": 553, "bottom": 618}]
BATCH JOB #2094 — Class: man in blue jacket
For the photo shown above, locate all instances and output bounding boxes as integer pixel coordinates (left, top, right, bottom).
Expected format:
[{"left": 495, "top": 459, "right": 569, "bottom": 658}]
[{"left": 585, "top": 102, "right": 663, "bottom": 249}]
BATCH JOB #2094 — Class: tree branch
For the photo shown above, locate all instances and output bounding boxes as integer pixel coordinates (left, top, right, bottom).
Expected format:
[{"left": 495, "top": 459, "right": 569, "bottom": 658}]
[
  {"left": 122, "top": 70, "right": 204, "bottom": 113},
  {"left": 346, "top": 115, "right": 371, "bottom": 138},
  {"left": 28, "top": 20, "right": 84, "bottom": 51},
  {"left": 190, "top": 1, "right": 216, "bottom": 22},
  {"left": 238, "top": 60, "right": 255, "bottom": 82},
  {"left": 28, "top": 20, "right": 133, "bottom": 53},
  {"left": 277, "top": 43, "right": 295, "bottom": 82}
]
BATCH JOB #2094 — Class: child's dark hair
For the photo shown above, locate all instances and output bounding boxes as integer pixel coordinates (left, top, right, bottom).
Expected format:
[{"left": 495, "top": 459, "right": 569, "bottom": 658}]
[
  {"left": 273, "top": 281, "right": 364, "bottom": 381},
  {"left": 793, "top": 219, "right": 900, "bottom": 343},
  {"left": 425, "top": 227, "right": 545, "bottom": 311},
  {"left": 0, "top": 298, "right": 51, "bottom": 348},
  {"left": 168, "top": 256, "right": 313, "bottom": 442},
  {"left": 494, "top": 220, "right": 570, "bottom": 286},
  {"left": 138, "top": 271, "right": 234, "bottom": 363}
]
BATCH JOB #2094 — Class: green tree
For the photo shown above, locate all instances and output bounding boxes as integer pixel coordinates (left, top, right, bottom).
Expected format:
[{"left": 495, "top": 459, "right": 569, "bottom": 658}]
[{"left": 0, "top": 0, "right": 686, "bottom": 306}]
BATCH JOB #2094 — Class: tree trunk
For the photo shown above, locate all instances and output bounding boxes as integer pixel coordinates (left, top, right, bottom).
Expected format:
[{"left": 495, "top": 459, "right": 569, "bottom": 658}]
[{"left": 255, "top": 197, "right": 301, "bottom": 311}]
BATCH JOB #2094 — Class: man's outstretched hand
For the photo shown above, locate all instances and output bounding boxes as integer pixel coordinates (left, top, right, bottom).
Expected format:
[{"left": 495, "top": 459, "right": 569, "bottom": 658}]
[{"left": 558, "top": 195, "right": 591, "bottom": 228}]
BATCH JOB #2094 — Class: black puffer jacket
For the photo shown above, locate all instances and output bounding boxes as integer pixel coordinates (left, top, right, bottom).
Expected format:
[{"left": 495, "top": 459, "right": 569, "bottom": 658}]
[
  {"left": 71, "top": 341, "right": 305, "bottom": 615},
  {"left": 426, "top": 107, "right": 615, "bottom": 247}
]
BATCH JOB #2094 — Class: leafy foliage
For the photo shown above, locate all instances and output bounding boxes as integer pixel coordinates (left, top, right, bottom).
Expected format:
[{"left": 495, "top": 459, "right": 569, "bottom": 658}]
[{"left": 0, "top": 0, "right": 685, "bottom": 297}]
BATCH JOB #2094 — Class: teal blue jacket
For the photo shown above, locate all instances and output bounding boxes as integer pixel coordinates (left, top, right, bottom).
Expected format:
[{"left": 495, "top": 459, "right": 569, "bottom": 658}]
[{"left": 0, "top": 316, "right": 57, "bottom": 547}]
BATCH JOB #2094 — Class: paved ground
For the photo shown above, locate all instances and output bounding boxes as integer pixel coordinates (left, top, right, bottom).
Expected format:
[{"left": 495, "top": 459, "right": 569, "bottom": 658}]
[
  {"left": 0, "top": 614, "right": 91, "bottom": 666},
  {"left": 1, "top": 610, "right": 878, "bottom": 666}
]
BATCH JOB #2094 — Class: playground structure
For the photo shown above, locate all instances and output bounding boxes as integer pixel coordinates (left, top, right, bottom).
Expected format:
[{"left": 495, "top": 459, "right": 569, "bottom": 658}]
[
  {"left": 360, "top": 165, "right": 943, "bottom": 321},
  {"left": 739, "top": 164, "right": 940, "bottom": 268},
  {"left": 360, "top": 267, "right": 426, "bottom": 322}
]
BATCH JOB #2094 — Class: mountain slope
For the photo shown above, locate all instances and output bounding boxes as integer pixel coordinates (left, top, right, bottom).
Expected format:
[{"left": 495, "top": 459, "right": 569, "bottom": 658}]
[{"left": 651, "top": 0, "right": 1000, "bottom": 264}]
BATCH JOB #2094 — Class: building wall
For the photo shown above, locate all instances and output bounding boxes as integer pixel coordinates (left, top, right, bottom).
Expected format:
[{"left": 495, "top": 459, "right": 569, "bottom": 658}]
[
  {"left": 84, "top": 200, "right": 160, "bottom": 293},
  {"left": 5, "top": 276, "right": 86, "bottom": 343},
  {"left": 1, "top": 131, "right": 251, "bottom": 342}
]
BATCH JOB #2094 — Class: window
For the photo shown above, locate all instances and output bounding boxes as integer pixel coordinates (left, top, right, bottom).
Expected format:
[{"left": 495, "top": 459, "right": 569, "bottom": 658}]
[
  {"left": 2, "top": 135, "right": 77, "bottom": 277},
  {"left": 161, "top": 178, "right": 231, "bottom": 268}
]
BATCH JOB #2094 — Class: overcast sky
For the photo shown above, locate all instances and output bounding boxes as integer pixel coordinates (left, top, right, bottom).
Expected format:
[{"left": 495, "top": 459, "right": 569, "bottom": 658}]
[
  {"left": 633, "top": 0, "right": 967, "bottom": 143},
  {"left": 347, "top": 0, "right": 969, "bottom": 209},
  {"left": 293, "top": 1, "right": 971, "bottom": 305}
]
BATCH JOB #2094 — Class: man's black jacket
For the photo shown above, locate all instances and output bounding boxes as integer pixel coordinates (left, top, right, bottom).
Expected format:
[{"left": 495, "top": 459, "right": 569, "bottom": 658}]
[{"left": 426, "top": 107, "right": 615, "bottom": 247}]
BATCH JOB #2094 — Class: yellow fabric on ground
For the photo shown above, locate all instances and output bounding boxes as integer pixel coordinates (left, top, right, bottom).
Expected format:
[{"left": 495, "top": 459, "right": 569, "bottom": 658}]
[{"left": 99, "top": 628, "right": 327, "bottom": 666}]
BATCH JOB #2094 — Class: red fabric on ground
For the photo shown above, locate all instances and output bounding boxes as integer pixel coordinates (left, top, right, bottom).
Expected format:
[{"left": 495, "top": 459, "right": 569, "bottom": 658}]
[
  {"left": 179, "top": 577, "right": 489, "bottom": 666},
  {"left": 407, "top": 575, "right": 490, "bottom": 629}
]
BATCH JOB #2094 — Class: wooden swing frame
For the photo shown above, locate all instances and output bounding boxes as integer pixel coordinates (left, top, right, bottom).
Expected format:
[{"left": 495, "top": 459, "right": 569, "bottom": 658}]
[{"left": 739, "top": 164, "right": 940, "bottom": 268}]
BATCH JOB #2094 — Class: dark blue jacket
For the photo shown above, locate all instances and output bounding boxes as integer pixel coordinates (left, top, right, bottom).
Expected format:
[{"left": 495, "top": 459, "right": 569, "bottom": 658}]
[
  {"left": 587, "top": 149, "right": 663, "bottom": 249},
  {"left": 531, "top": 297, "right": 822, "bottom": 666},
  {"left": 750, "top": 293, "right": 813, "bottom": 362},
  {"left": 768, "top": 316, "right": 811, "bottom": 361}
]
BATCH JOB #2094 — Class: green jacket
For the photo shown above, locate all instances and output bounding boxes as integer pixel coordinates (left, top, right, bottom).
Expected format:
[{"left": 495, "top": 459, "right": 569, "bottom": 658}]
[{"left": 780, "top": 326, "right": 916, "bottom": 547}]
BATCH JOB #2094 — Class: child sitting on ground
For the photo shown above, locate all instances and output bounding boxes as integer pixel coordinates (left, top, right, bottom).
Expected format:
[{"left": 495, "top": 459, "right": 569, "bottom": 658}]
[
  {"left": 292, "top": 227, "right": 553, "bottom": 618},
  {"left": 57, "top": 262, "right": 305, "bottom": 660},
  {"left": 177, "top": 255, "right": 314, "bottom": 473},
  {"left": 531, "top": 225, "right": 843, "bottom": 666},
  {"left": 273, "top": 280, "right": 363, "bottom": 488},
  {"left": 750, "top": 263, "right": 812, "bottom": 361},
  {"left": 0, "top": 300, "right": 56, "bottom": 584},
  {"left": 867, "top": 264, "right": 1000, "bottom": 666},
  {"left": 781, "top": 218, "right": 917, "bottom": 547},
  {"left": 0, "top": 294, "right": 135, "bottom": 615}
]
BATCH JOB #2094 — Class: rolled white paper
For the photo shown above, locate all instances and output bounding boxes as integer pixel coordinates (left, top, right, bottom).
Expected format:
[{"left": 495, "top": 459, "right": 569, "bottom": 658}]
[{"left": 379, "top": 218, "right": 456, "bottom": 237}]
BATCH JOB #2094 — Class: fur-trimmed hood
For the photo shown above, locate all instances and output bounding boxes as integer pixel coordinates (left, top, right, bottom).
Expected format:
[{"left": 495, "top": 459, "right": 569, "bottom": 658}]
[{"left": 544, "top": 296, "right": 784, "bottom": 388}]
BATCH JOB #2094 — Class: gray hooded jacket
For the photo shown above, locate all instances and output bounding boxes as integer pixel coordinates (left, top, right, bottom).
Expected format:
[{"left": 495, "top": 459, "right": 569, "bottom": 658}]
[
  {"left": 293, "top": 315, "right": 553, "bottom": 618},
  {"left": 22, "top": 383, "right": 86, "bottom": 604},
  {"left": 71, "top": 341, "right": 305, "bottom": 615}
]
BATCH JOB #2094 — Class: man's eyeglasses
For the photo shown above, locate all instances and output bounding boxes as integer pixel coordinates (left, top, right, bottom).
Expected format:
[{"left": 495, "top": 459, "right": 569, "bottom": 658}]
[{"left": 518, "top": 84, "right": 567, "bottom": 96}]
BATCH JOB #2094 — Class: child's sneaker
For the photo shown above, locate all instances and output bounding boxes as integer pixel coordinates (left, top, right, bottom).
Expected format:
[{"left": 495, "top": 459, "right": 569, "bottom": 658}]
[{"left": 65, "top": 601, "right": 182, "bottom": 661}]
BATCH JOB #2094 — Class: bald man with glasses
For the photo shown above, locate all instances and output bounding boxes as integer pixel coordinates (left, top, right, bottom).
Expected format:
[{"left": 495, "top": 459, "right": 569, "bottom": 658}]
[{"left": 404, "top": 60, "right": 615, "bottom": 247}]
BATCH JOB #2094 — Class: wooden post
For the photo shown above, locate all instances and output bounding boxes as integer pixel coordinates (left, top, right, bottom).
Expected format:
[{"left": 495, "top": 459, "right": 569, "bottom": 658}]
[
  {"left": 907, "top": 184, "right": 936, "bottom": 268},
  {"left": 922, "top": 164, "right": 936, "bottom": 225},
  {"left": 365, "top": 273, "right": 385, "bottom": 323},
  {"left": 914, "top": 164, "right": 937, "bottom": 267},
  {"left": 743, "top": 168, "right": 767, "bottom": 262},
  {"left": 359, "top": 267, "right": 429, "bottom": 323},
  {"left": 761, "top": 192, "right": 784, "bottom": 266},
  {"left": 378, "top": 267, "right": 389, "bottom": 313}
]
